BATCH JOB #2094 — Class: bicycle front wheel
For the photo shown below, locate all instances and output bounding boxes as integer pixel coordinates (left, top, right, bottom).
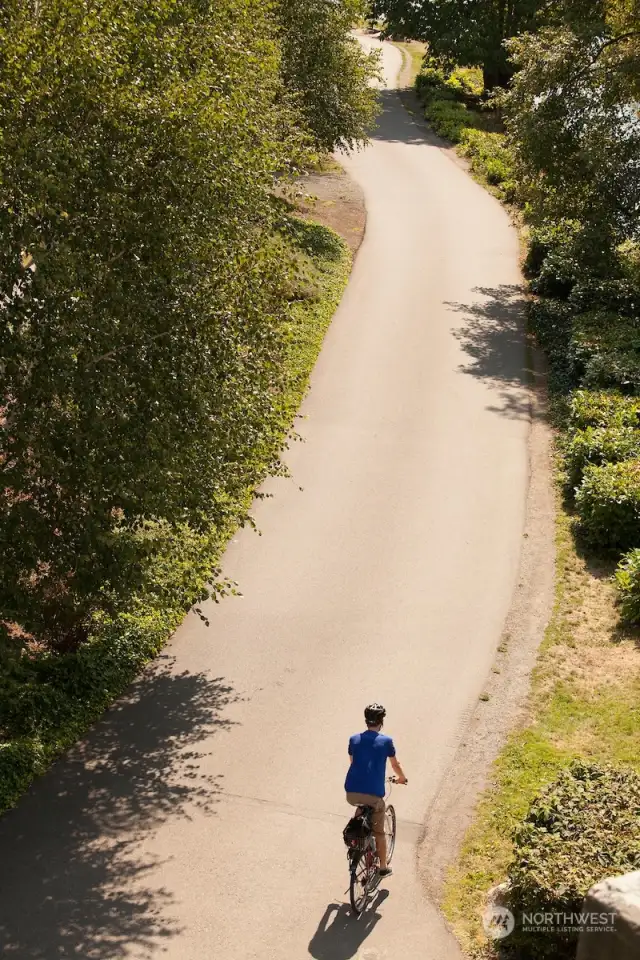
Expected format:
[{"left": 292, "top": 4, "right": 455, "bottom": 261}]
[{"left": 385, "top": 804, "right": 396, "bottom": 865}]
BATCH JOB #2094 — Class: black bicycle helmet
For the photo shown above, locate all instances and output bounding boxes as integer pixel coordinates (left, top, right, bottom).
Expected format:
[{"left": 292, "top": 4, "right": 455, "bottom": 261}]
[{"left": 364, "top": 702, "right": 386, "bottom": 724}]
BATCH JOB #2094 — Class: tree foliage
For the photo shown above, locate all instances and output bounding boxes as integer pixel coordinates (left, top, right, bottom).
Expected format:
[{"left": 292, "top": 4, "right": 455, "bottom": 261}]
[
  {"left": 278, "top": 0, "right": 380, "bottom": 152},
  {"left": 503, "top": 3, "right": 640, "bottom": 257},
  {"left": 0, "top": 0, "right": 376, "bottom": 650},
  {"left": 369, "top": 0, "right": 549, "bottom": 88}
]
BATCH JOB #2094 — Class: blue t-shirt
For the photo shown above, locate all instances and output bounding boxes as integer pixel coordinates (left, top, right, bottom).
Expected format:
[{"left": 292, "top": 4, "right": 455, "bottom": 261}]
[{"left": 344, "top": 729, "right": 396, "bottom": 798}]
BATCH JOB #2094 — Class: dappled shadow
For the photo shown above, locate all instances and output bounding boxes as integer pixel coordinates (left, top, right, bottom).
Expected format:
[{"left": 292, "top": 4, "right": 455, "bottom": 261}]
[
  {"left": 0, "top": 657, "right": 238, "bottom": 958},
  {"left": 308, "top": 890, "right": 390, "bottom": 960},
  {"left": 447, "top": 284, "right": 536, "bottom": 421},
  {"left": 371, "top": 89, "right": 440, "bottom": 147}
]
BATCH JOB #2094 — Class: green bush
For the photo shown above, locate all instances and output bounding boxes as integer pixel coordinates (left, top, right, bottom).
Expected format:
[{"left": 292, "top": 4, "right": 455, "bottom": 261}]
[
  {"left": 424, "top": 98, "right": 472, "bottom": 142},
  {"left": 506, "top": 761, "right": 640, "bottom": 960},
  {"left": 531, "top": 249, "right": 581, "bottom": 299},
  {"left": 524, "top": 221, "right": 582, "bottom": 279},
  {"left": 569, "top": 389, "right": 640, "bottom": 430},
  {"left": 448, "top": 66, "right": 484, "bottom": 98},
  {"left": 615, "top": 548, "right": 640, "bottom": 624},
  {"left": 575, "top": 459, "right": 640, "bottom": 550},
  {"left": 415, "top": 66, "right": 447, "bottom": 96},
  {"left": 529, "top": 298, "right": 579, "bottom": 394},
  {"left": 569, "top": 277, "right": 639, "bottom": 317},
  {"left": 571, "top": 311, "right": 640, "bottom": 392},
  {"left": 563, "top": 425, "right": 640, "bottom": 492},
  {"left": 459, "top": 128, "right": 515, "bottom": 198}
]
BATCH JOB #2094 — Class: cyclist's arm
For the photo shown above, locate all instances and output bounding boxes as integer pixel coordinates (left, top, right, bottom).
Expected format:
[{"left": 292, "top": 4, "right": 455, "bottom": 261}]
[{"left": 390, "top": 756, "right": 408, "bottom": 784}]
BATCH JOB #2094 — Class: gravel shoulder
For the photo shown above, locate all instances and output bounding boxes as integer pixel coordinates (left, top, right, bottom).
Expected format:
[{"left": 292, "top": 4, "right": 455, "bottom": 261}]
[{"left": 290, "top": 165, "right": 367, "bottom": 254}]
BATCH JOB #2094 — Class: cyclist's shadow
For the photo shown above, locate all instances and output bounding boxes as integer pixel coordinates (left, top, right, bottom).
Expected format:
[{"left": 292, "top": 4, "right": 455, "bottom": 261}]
[{"left": 307, "top": 890, "right": 390, "bottom": 960}]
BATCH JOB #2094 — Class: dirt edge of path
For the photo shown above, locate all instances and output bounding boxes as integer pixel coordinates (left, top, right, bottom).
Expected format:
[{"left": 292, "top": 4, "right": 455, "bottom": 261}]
[
  {"left": 290, "top": 163, "right": 367, "bottom": 255},
  {"left": 418, "top": 344, "right": 556, "bottom": 908}
]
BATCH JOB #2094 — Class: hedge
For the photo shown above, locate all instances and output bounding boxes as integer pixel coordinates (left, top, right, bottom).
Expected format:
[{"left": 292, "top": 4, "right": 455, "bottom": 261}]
[
  {"left": 506, "top": 761, "right": 640, "bottom": 960},
  {"left": 575, "top": 459, "right": 640, "bottom": 550},
  {"left": 615, "top": 548, "right": 640, "bottom": 624},
  {"left": 459, "top": 129, "right": 517, "bottom": 200},
  {"left": 530, "top": 248, "right": 581, "bottom": 300},
  {"left": 529, "top": 299, "right": 579, "bottom": 394},
  {"left": 568, "top": 389, "right": 640, "bottom": 430},
  {"left": 563, "top": 425, "right": 640, "bottom": 492},
  {"left": 571, "top": 311, "right": 640, "bottom": 393},
  {"left": 524, "top": 221, "right": 583, "bottom": 279}
]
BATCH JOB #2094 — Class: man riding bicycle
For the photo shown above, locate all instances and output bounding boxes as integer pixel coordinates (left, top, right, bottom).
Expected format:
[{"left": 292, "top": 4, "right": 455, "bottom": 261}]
[{"left": 345, "top": 703, "right": 407, "bottom": 877}]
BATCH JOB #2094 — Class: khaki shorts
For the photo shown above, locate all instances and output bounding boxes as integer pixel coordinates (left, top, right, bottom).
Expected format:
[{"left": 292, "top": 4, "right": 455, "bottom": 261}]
[{"left": 346, "top": 792, "right": 386, "bottom": 836}]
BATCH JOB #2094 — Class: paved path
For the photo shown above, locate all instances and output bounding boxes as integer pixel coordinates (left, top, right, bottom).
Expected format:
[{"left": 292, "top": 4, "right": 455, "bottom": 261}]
[{"left": 0, "top": 39, "right": 530, "bottom": 960}]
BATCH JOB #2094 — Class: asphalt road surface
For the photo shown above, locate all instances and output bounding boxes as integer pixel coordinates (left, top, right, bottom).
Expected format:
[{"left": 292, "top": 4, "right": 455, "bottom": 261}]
[{"left": 0, "top": 39, "right": 530, "bottom": 960}]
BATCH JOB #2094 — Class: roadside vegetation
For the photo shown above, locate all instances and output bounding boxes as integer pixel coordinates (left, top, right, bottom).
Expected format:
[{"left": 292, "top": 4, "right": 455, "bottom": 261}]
[
  {"left": 373, "top": 0, "right": 640, "bottom": 956},
  {"left": 0, "top": 0, "right": 378, "bottom": 814}
]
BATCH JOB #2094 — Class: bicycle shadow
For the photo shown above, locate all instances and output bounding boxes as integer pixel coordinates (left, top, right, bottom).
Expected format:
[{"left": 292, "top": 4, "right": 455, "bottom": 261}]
[{"left": 308, "top": 890, "right": 390, "bottom": 960}]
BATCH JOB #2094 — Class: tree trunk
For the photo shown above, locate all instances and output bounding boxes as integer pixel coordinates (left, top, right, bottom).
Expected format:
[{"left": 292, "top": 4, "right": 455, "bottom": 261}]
[{"left": 483, "top": 62, "right": 513, "bottom": 93}]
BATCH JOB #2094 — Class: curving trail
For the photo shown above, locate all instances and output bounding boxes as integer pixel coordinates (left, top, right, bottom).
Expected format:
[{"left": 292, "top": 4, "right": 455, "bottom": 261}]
[{"left": 0, "top": 39, "right": 530, "bottom": 960}]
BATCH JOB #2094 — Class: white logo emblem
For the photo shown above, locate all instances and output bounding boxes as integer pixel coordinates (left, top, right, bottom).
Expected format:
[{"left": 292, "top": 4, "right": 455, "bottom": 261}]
[{"left": 482, "top": 904, "right": 515, "bottom": 940}]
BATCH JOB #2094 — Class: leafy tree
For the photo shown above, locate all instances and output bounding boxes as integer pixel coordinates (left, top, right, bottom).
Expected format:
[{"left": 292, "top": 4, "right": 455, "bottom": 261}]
[
  {"left": 369, "top": 0, "right": 548, "bottom": 89},
  {"left": 278, "top": 0, "right": 381, "bottom": 151},
  {"left": 0, "top": 0, "right": 303, "bottom": 647},
  {"left": 503, "top": 2, "right": 640, "bottom": 261}
]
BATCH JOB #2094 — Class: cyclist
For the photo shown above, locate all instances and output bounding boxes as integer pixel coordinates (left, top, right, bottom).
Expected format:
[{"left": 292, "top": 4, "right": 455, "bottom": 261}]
[{"left": 345, "top": 703, "right": 408, "bottom": 877}]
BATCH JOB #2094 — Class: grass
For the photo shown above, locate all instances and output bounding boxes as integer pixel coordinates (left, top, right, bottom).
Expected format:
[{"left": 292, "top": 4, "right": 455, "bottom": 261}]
[
  {"left": 0, "top": 215, "right": 352, "bottom": 815},
  {"left": 442, "top": 502, "right": 640, "bottom": 957},
  {"left": 392, "top": 40, "right": 427, "bottom": 89}
]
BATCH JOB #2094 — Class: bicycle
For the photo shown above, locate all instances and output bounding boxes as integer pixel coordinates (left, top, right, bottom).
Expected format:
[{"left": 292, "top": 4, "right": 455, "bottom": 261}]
[{"left": 345, "top": 777, "right": 404, "bottom": 916}]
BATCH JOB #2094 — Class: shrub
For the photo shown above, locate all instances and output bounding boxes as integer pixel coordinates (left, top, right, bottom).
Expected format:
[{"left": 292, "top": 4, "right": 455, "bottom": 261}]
[
  {"left": 569, "top": 389, "right": 640, "bottom": 430},
  {"left": 460, "top": 129, "right": 514, "bottom": 192},
  {"left": 449, "top": 66, "right": 483, "bottom": 98},
  {"left": 506, "top": 761, "right": 640, "bottom": 960},
  {"left": 569, "top": 277, "right": 640, "bottom": 317},
  {"left": 571, "top": 311, "right": 640, "bottom": 392},
  {"left": 575, "top": 459, "right": 640, "bottom": 550},
  {"left": 563, "top": 425, "right": 640, "bottom": 491},
  {"left": 615, "top": 548, "right": 640, "bottom": 624},
  {"left": 524, "top": 220, "right": 583, "bottom": 279},
  {"left": 424, "top": 99, "right": 471, "bottom": 142},
  {"left": 531, "top": 248, "right": 581, "bottom": 299},
  {"left": 619, "top": 240, "right": 640, "bottom": 286},
  {"left": 529, "top": 298, "right": 579, "bottom": 394},
  {"left": 416, "top": 66, "right": 447, "bottom": 96}
]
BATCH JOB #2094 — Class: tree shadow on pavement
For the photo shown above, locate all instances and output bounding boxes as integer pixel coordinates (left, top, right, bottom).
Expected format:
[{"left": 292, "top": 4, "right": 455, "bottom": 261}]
[
  {"left": 370, "top": 89, "right": 436, "bottom": 147},
  {"left": 0, "top": 656, "right": 239, "bottom": 959},
  {"left": 308, "top": 890, "right": 389, "bottom": 960},
  {"left": 447, "top": 284, "right": 539, "bottom": 421}
]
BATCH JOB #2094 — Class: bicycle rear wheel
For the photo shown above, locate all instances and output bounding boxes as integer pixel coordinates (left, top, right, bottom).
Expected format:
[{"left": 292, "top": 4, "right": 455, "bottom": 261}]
[
  {"left": 385, "top": 804, "right": 396, "bottom": 865},
  {"left": 349, "top": 853, "right": 369, "bottom": 915}
]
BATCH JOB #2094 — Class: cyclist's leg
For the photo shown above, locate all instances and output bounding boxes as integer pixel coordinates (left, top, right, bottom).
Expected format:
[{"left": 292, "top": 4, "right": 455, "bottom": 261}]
[
  {"left": 347, "top": 793, "right": 388, "bottom": 870},
  {"left": 370, "top": 799, "right": 388, "bottom": 870}
]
